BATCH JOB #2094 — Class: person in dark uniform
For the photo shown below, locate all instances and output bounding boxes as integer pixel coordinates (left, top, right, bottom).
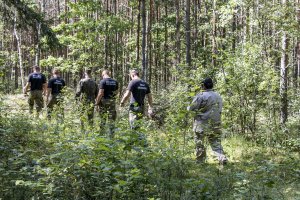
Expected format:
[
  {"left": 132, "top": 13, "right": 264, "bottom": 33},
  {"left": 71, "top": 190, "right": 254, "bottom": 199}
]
[
  {"left": 23, "top": 65, "right": 47, "bottom": 115},
  {"left": 120, "top": 69, "right": 153, "bottom": 129},
  {"left": 76, "top": 69, "right": 98, "bottom": 126},
  {"left": 187, "top": 78, "right": 228, "bottom": 165},
  {"left": 95, "top": 70, "right": 118, "bottom": 136},
  {"left": 46, "top": 68, "right": 65, "bottom": 119}
]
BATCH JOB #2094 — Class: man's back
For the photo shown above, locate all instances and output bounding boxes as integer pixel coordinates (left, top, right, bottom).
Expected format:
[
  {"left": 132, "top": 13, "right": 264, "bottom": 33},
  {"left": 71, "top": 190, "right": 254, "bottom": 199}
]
[
  {"left": 28, "top": 72, "right": 46, "bottom": 91},
  {"left": 189, "top": 89, "right": 222, "bottom": 123},
  {"left": 48, "top": 77, "right": 65, "bottom": 94},
  {"left": 78, "top": 78, "right": 98, "bottom": 102},
  {"left": 128, "top": 79, "right": 150, "bottom": 106},
  {"left": 99, "top": 78, "right": 118, "bottom": 99}
]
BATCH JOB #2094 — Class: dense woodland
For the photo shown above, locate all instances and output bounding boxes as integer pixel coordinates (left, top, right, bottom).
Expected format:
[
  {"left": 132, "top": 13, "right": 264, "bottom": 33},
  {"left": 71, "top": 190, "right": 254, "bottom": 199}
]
[{"left": 0, "top": 0, "right": 299, "bottom": 199}]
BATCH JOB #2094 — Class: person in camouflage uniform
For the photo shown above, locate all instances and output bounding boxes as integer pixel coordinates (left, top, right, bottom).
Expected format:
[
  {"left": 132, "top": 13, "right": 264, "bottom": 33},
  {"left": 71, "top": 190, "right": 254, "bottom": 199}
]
[
  {"left": 76, "top": 69, "right": 98, "bottom": 126},
  {"left": 95, "top": 70, "right": 118, "bottom": 136},
  {"left": 120, "top": 69, "right": 153, "bottom": 129},
  {"left": 187, "top": 78, "right": 228, "bottom": 165},
  {"left": 46, "top": 68, "right": 65, "bottom": 119},
  {"left": 23, "top": 66, "right": 47, "bottom": 115}
]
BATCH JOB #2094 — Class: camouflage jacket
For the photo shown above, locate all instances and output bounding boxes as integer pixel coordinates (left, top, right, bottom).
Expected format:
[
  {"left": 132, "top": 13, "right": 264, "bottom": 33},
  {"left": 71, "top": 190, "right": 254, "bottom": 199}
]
[
  {"left": 187, "top": 89, "right": 222, "bottom": 124},
  {"left": 76, "top": 78, "right": 98, "bottom": 102}
]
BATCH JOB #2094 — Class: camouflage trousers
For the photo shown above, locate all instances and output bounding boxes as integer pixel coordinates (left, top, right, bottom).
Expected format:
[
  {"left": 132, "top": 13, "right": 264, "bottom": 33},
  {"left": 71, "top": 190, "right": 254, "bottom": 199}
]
[
  {"left": 98, "top": 99, "right": 117, "bottom": 136},
  {"left": 28, "top": 90, "right": 44, "bottom": 113},
  {"left": 194, "top": 121, "right": 227, "bottom": 163},
  {"left": 129, "top": 105, "right": 144, "bottom": 130},
  {"left": 79, "top": 101, "right": 95, "bottom": 127},
  {"left": 47, "top": 94, "right": 63, "bottom": 119}
]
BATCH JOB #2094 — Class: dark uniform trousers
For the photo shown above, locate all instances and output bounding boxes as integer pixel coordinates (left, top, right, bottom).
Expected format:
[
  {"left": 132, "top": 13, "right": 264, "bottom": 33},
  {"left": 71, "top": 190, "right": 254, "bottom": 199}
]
[{"left": 28, "top": 90, "right": 44, "bottom": 113}]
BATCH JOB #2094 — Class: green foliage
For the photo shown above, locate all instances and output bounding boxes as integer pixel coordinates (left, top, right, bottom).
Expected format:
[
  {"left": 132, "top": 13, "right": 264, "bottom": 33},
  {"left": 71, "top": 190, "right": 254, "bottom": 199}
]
[
  {"left": 0, "top": 92, "right": 300, "bottom": 199},
  {"left": 0, "top": 0, "right": 60, "bottom": 49}
]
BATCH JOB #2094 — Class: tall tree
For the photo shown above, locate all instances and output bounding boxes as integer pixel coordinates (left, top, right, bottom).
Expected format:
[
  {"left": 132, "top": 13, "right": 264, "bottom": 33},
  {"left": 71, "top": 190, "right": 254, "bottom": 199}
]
[
  {"left": 13, "top": 12, "right": 25, "bottom": 89},
  {"left": 185, "top": 0, "right": 191, "bottom": 67},
  {"left": 141, "top": 0, "right": 147, "bottom": 80},
  {"left": 175, "top": 0, "right": 181, "bottom": 66},
  {"left": 280, "top": 0, "right": 289, "bottom": 124}
]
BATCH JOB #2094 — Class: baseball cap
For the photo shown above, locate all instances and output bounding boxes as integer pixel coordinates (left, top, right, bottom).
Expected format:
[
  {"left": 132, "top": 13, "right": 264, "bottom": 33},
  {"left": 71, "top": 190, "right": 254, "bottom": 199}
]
[{"left": 202, "top": 78, "right": 214, "bottom": 88}]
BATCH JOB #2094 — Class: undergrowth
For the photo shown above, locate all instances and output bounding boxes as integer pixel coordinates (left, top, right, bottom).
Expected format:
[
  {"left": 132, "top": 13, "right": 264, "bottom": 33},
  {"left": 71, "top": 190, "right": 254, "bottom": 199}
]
[{"left": 0, "top": 94, "right": 299, "bottom": 199}]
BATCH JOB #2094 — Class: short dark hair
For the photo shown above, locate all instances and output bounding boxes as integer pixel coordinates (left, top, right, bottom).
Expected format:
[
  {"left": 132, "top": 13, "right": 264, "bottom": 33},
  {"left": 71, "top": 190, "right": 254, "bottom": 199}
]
[
  {"left": 129, "top": 69, "right": 139, "bottom": 76},
  {"left": 33, "top": 65, "right": 41, "bottom": 71},
  {"left": 53, "top": 68, "right": 60, "bottom": 75},
  {"left": 202, "top": 78, "right": 214, "bottom": 89},
  {"left": 85, "top": 69, "right": 92, "bottom": 75},
  {"left": 102, "top": 69, "right": 110, "bottom": 76}
]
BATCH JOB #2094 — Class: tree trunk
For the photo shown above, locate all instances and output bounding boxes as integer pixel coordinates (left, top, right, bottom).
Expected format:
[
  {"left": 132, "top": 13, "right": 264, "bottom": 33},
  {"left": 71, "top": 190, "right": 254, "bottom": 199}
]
[
  {"left": 148, "top": 0, "right": 154, "bottom": 85},
  {"left": 175, "top": 0, "right": 181, "bottom": 65},
  {"left": 185, "top": 0, "right": 191, "bottom": 68},
  {"left": 164, "top": 4, "right": 168, "bottom": 88},
  {"left": 14, "top": 15, "right": 25, "bottom": 89},
  {"left": 105, "top": 0, "right": 109, "bottom": 68},
  {"left": 212, "top": 0, "right": 217, "bottom": 68},
  {"left": 141, "top": 0, "right": 147, "bottom": 80},
  {"left": 136, "top": 0, "right": 141, "bottom": 63},
  {"left": 280, "top": 0, "right": 289, "bottom": 124}
]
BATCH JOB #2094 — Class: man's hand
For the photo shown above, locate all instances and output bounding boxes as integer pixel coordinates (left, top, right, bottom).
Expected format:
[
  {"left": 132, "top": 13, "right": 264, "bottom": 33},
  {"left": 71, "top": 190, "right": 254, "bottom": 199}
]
[
  {"left": 23, "top": 87, "right": 27, "bottom": 94},
  {"left": 148, "top": 107, "right": 153, "bottom": 115},
  {"left": 148, "top": 107, "right": 155, "bottom": 117}
]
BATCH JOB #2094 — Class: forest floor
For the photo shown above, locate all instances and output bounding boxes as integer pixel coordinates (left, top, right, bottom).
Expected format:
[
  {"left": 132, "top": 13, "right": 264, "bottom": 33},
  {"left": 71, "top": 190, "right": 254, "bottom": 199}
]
[{"left": 1, "top": 94, "right": 300, "bottom": 199}]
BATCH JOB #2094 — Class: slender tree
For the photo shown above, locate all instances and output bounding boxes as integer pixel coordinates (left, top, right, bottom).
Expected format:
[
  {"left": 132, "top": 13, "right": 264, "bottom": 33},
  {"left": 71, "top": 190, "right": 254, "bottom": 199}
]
[
  {"left": 185, "top": 0, "right": 191, "bottom": 67},
  {"left": 280, "top": 0, "right": 289, "bottom": 124}
]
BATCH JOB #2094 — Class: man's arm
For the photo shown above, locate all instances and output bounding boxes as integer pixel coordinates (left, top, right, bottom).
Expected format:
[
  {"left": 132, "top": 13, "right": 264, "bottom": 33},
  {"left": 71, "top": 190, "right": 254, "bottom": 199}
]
[
  {"left": 75, "top": 81, "right": 82, "bottom": 98},
  {"left": 23, "top": 82, "right": 30, "bottom": 94},
  {"left": 42, "top": 83, "right": 47, "bottom": 95},
  {"left": 46, "top": 88, "right": 52, "bottom": 102},
  {"left": 120, "top": 90, "right": 131, "bottom": 106},
  {"left": 187, "top": 95, "right": 202, "bottom": 111},
  {"left": 146, "top": 93, "right": 153, "bottom": 109},
  {"left": 95, "top": 89, "right": 104, "bottom": 105},
  {"left": 95, "top": 83, "right": 99, "bottom": 98},
  {"left": 42, "top": 74, "right": 47, "bottom": 95}
]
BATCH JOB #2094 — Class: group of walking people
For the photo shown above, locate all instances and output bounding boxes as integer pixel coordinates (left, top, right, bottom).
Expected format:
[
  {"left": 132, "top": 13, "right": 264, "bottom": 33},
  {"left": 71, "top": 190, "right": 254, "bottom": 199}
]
[{"left": 23, "top": 65, "right": 227, "bottom": 165}]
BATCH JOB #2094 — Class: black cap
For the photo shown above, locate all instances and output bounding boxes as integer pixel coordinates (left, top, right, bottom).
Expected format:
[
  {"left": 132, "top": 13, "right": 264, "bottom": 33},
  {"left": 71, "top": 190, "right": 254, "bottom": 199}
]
[{"left": 202, "top": 78, "right": 214, "bottom": 89}]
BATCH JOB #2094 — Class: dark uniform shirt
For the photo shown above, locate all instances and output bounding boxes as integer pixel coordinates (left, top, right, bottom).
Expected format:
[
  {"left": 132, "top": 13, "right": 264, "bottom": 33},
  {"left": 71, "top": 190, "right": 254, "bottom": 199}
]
[
  {"left": 48, "top": 77, "right": 65, "bottom": 94},
  {"left": 28, "top": 72, "right": 46, "bottom": 91},
  {"left": 76, "top": 78, "right": 98, "bottom": 102},
  {"left": 127, "top": 79, "right": 151, "bottom": 106},
  {"left": 99, "top": 78, "right": 118, "bottom": 99}
]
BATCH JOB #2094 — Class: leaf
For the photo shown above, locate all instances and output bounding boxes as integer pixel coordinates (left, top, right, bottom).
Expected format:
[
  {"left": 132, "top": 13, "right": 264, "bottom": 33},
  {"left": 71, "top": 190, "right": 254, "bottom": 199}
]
[{"left": 15, "top": 180, "right": 25, "bottom": 185}]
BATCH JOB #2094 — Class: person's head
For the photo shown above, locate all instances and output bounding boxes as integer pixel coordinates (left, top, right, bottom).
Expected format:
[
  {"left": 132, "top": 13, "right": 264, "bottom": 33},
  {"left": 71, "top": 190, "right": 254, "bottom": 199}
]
[
  {"left": 52, "top": 68, "right": 60, "bottom": 76},
  {"left": 84, "top": 69, "right": 92, "bottom": 77},
  {"left": 202, "top": 78, "right": 214, "bottom": 89},
  {"left": 129, "top": 69, "right": 139, "bottom": 79},
  {"left": 102, "top": 69, "right": 110, "bottom": 78},
  {"left": 33, "top": 65, "right": 41, "bottom": 72}
]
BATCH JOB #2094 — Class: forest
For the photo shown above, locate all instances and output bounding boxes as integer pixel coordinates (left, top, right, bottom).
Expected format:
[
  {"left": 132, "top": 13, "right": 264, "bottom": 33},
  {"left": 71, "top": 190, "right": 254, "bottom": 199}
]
[{"left": 0, "top": 0, "right": 299, "bottom": 199}]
